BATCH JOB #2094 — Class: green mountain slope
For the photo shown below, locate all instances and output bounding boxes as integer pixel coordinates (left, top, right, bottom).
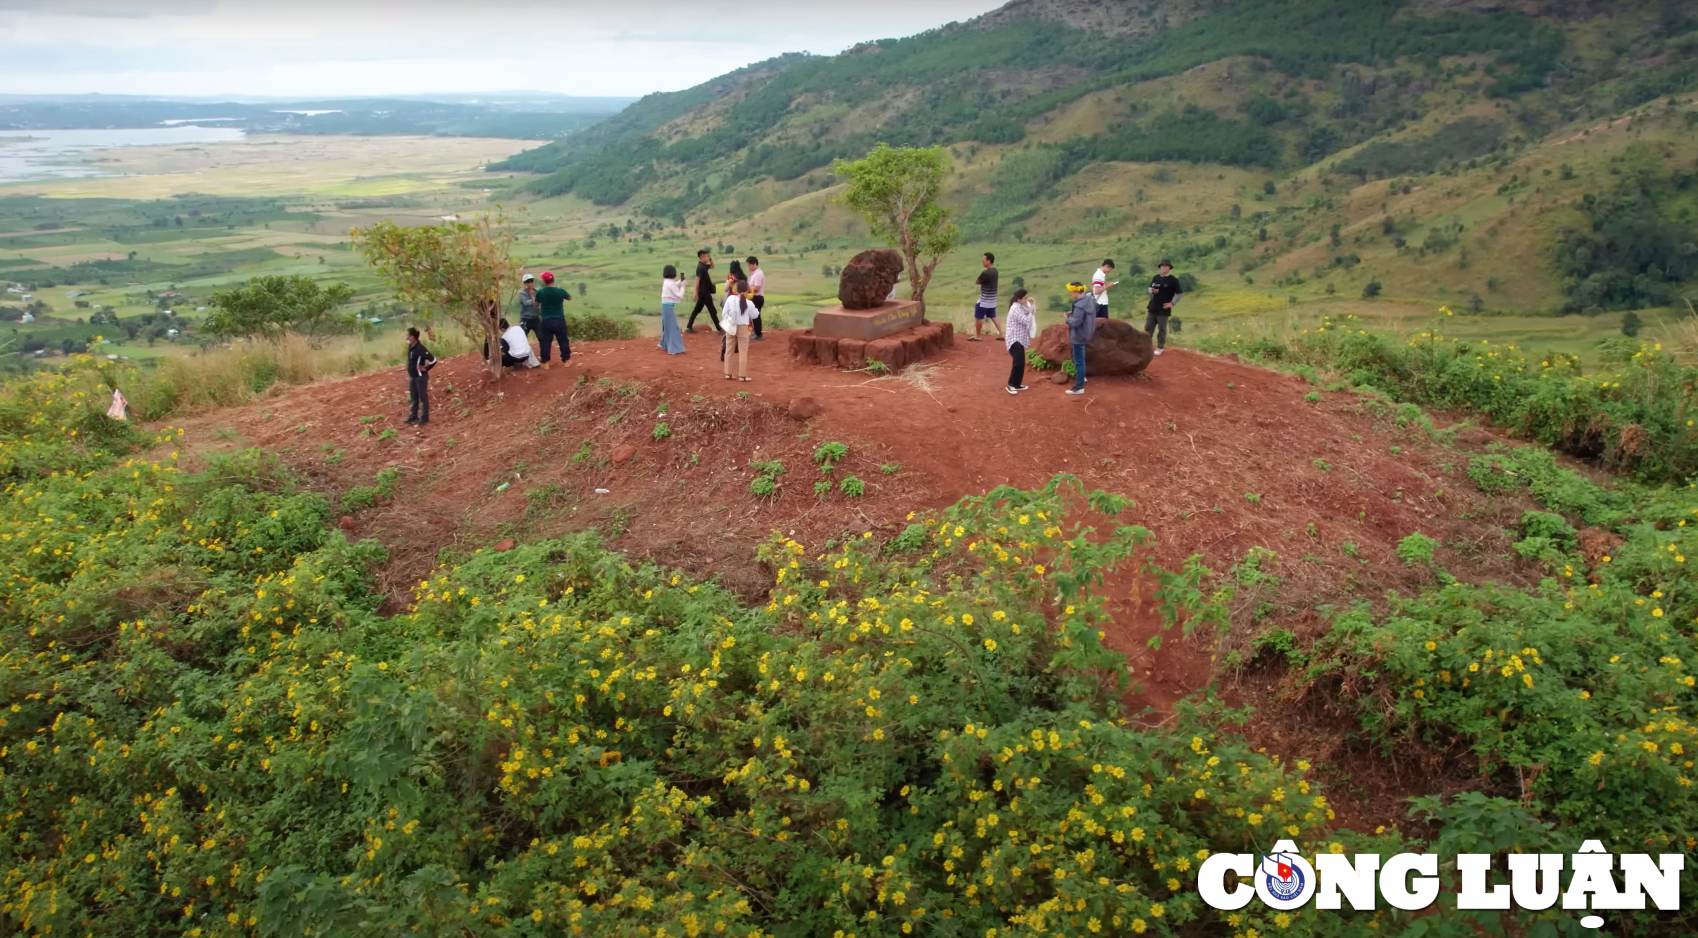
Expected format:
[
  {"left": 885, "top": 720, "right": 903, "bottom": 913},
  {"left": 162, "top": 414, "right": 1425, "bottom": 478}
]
[{"left": 496, "top": 0, "right": 1698, "bottom": 315}]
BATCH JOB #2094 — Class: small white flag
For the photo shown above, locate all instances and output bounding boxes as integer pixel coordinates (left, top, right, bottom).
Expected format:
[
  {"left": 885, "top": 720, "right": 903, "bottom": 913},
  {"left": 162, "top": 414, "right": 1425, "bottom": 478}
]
[{"left": 106, "top": 388, "right": 128, "bottom": 421}]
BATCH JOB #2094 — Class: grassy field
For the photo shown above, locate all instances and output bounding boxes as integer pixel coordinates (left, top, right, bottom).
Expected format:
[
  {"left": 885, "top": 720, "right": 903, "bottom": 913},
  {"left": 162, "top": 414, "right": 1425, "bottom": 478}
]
[{"left": 2, "top": 127, "right": 1689, "bottom": 377}]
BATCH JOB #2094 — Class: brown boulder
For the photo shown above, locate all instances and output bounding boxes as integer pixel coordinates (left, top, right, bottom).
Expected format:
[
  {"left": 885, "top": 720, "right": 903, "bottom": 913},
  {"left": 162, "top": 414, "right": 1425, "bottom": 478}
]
[
  {"left": 610, "top": 444, "right": 637, "bottom": 463},
  {"left": 838, "top": 249, "right": 905, "bottom": 310},
  {"left": 492, "top": 537, "right": 516, "bottom": 553},
  {"left": 788, "top": 396, "right": 824, "bottom": 421},
  {"left": 1032, "top": 319, "right": 1153, "bottom": 377},
  {"left": 338, "top": 515, "right": 355, "bottom": 530}
]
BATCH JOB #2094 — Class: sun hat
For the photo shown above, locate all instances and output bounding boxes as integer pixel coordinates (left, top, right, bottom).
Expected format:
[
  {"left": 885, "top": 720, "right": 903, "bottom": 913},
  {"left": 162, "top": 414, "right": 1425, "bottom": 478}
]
[{"left": 522, "top": 273, "right": 535, "bottom": 282}]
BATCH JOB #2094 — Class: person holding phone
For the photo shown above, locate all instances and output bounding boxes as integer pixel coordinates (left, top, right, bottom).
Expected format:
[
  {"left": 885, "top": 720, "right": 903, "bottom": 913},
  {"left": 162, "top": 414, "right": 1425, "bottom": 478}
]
[{"left": 1091, "top": 259, "right": 1117, "bottom": 319}]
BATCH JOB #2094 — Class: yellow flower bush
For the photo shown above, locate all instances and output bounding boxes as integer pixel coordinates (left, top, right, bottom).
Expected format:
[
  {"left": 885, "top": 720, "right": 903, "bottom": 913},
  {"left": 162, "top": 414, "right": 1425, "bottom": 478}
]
[{"left": 3, "top": 384, "right": 1366, "bottom": 937}]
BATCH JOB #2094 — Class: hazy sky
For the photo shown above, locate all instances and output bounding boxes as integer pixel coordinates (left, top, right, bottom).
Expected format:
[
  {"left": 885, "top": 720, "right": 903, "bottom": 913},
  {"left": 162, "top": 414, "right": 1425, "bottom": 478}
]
[{"left": 0, "top": 0, "right": 1005, "bottom": 99}]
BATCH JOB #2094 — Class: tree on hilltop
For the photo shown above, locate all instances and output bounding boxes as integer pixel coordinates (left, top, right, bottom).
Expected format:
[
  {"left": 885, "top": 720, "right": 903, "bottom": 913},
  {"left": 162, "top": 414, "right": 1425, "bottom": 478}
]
[
  {"left": 354, "top": 213, "right": 519, "bottom": 380},
  {"left": 205, "top": 275, "right": 355, "bottom": 346},
  {"left": 832, "top": 144, "right": 960, "bottom": 313}
]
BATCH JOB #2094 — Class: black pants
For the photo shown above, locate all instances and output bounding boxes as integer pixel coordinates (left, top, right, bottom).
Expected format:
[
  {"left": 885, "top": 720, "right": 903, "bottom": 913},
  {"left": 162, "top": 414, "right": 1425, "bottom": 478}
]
[
  {"left": 408, "top": 373, "right": 429, "bottom": 419},
  {"left": 500, "top": 352, "right": 530, "bottom": 368},
  {"left": 520, "top": 317, "right": 540, "bottom": 340},
  {"left": 537, "top": 318, "right": 570, "bottom": 362},
  {"left": 688, "top": 294, "right": 720, "bottom": 332},
  {"left": 1096, "top": 303, "right": 1109, "bottom": 319},
  {"left": 1144, "top": 309, "right": 1170, "bottom": 349},
  {"left": 1008, "top": 342, "right": 1026, "bottom": 389},
  {"left": 751, "top": 295, "right": 765, "bottom": 338}
]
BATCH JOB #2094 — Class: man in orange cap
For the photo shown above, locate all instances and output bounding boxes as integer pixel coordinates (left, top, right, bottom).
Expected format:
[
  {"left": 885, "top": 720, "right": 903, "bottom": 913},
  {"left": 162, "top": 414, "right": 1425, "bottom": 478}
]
[{"left": 534, "top": 271, "right": 572, "bottom": 365}]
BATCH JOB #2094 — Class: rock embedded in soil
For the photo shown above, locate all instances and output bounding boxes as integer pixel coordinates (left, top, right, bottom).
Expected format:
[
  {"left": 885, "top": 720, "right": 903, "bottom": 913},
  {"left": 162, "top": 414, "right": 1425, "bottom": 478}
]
[
  {"left": 611, "top": 444, "right": 637, "bottom": 463},
  {"left": 493, "top": 537, "right": 516, "bottom": 552},
  {"left": 1032, "top": 319, "right": 1154, "bottom": 376},
  {"left": 788, "top": 396, "right": 824, "bottom": 421},
  {"left": 837, "top": 249, "right": 905, "bottom": 310}
]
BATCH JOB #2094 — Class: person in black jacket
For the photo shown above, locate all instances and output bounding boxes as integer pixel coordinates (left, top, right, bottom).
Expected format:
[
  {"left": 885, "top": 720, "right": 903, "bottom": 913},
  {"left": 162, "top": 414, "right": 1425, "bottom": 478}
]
[
  {"left": 687, "top": 249, "right": 721, "bottom": 334},
  {"left": 404, "top": 327, "right": 437, "bottom": 425},
  {"left": 1144, "top": 260, "right": 1183, "bottom": 356}
]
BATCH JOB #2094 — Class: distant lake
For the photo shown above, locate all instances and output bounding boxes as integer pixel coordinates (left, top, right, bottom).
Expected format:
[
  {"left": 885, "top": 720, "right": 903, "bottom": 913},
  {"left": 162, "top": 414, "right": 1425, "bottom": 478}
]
[{"left": 0, "top": 127, "right": 246, "bottom": 185}]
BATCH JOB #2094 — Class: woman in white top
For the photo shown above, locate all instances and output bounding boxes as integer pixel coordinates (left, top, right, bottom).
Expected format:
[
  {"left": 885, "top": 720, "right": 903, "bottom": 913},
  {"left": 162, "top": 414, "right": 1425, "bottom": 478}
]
[
  {"left": 497, "top": 318, "right": 539, "bottom": 369},
  {"left": 1004, "top": 288, "right": 1037, "bottom": 394},
  {"left": 659, "top": 265, "right": 686, "bottom": 355},
  {"left": 722, "top": 278, "right": 754, "bottom": 381}
]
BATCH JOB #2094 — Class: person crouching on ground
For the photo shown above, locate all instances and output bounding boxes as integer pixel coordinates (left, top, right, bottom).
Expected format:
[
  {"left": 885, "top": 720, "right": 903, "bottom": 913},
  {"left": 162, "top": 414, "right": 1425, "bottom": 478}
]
[
  {"left": 1004, "top": 288, "right": 1036, "bottom": 394},
  {"left": 722, "top": 278, "right": 754, "bottom": 382},
  {"left": 498, "top": 318, "right": 539, "bottom": 369},
  {"left": 405, "top": 326, "right": 437, "bottom": 425},
  {"left": 1064, "top": 282, "right": 1095, "bottom": 396},
  {"left": 970, "top": 252, "right": 1003, "bottom": 342}
]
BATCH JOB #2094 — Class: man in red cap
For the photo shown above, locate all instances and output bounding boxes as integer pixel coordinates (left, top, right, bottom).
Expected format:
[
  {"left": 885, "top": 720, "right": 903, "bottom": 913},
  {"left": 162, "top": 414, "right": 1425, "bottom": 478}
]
[{"left": 534, "top": 271, "right": 572, "bottom": 365}]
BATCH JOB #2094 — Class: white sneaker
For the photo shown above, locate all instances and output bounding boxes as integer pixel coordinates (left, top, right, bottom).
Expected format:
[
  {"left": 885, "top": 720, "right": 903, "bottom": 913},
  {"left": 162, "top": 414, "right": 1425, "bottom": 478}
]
[
  {"left": 1065, "top": 388, "right": 1085, "bottom": 395},
  {"left": 1154, "top": 348, "right": 1164, "bottom": 356},
  {"left": 1007, "top": 386, "right": 1018, "bottom": 394}
]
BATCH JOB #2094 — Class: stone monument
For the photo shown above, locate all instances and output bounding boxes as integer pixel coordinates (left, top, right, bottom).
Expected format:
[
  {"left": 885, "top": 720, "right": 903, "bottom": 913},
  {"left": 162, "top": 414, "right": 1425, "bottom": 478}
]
[{"left": 811, "top": 248, "right": 923, "bottom": 341}]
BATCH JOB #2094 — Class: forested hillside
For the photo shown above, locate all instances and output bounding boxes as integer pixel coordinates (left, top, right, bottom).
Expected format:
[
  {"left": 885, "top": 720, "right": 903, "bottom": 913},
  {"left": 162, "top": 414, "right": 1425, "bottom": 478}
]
[{"left": 492, "top": 0, "right": 1698, "bottom": 314}]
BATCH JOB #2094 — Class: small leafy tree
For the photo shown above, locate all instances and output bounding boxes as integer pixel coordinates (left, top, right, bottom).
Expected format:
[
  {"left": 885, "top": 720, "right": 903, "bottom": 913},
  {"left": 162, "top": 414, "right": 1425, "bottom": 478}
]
[
  {"left": 832, "top": 144, "right": 960, "bottom": 312},
  {"left": 205, "top": 275, "right": 355, "bottom": 346},
  {"left": 354, "top": 213, "right": 519, "bottom": 379}
]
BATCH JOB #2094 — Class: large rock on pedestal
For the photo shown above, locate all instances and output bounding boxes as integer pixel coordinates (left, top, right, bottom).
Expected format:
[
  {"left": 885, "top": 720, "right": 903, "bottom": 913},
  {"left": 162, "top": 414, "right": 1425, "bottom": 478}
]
[
  {"left": 1032, "top": 319, "right": 1154, "bottom": 376},
  {"left": 838, "top": 249, "right": 905, "bottom": 310}
]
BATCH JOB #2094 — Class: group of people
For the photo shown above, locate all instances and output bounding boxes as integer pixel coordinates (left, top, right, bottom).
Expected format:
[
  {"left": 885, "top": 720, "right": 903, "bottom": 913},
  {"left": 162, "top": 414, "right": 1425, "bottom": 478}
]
[
  {"left": 659, "top": 249, "right": 767, "bottom": 381},
  {"left": 401, "top": 248, "right": 1182, "bottom": 425},
  {"left": 969, "top": 252, "right": 1183, "bottom": 395},
  {"left": 403, "top": 251, "right": 775, "bottom": 424}
]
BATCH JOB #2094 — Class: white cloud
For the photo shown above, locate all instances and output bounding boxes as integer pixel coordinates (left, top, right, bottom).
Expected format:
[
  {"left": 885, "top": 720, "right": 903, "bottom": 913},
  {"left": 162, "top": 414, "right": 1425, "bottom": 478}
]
[{"left": 0, "top": 0, "right": 1003, "bottom": 97}]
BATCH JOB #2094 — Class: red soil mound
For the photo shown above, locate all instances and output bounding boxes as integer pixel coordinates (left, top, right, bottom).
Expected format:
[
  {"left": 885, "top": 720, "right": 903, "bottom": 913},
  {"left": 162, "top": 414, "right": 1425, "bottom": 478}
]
[{"left": 172, "top": 327, "right": 1538, "bottom": 822}]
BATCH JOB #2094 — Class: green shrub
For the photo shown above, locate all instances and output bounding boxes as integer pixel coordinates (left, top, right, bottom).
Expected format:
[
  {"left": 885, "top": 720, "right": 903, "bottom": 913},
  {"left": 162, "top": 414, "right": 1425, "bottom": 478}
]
[
  {"left": 565, "top": 312, "right": 642, "bottom": 342},
  {"left": 839, "top": 474, "right": 865, "bottom": 497},
  {"left": 1395, "top": 532, "right": 1439, "bottom": 566},
  {"left": 0, "top": 407, "right": 1354, "bottom": 938},
  {"left": 1205, "top": 313, "right": 1698, "bottom": 483},
  {"left": 812, "top": 441, "right": 848, "bottom": 472}
]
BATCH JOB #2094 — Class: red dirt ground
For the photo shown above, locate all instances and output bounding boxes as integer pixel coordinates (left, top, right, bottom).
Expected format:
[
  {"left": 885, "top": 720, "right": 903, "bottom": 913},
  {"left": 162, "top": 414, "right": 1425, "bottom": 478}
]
[{"left": 169, "top": 326, "right": 1542, "bottom": 829}]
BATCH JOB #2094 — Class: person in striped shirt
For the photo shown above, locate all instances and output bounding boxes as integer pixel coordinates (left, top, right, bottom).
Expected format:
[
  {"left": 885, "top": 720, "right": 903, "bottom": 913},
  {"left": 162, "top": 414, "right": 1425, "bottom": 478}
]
[
  {"left": 969, "top": 252, "right": 1003, "bottom": 342},
  {"left": 1004, "top": 288, "right": 1037, "bottom": 394}
]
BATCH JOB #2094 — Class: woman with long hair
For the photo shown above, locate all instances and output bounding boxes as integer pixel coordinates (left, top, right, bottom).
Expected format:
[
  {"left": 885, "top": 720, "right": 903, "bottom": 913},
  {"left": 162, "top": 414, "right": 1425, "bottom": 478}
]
[
  {"left": 659, "top": 264, "right": 686, "bottom": 355},
  {"left": 722, "top": 278, "right": 754, "bottom": 382}
]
